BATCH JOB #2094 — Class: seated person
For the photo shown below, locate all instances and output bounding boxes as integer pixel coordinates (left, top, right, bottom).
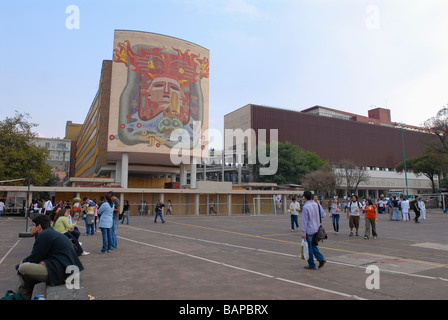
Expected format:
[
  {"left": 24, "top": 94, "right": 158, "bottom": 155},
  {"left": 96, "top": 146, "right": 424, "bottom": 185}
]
[
  {"left": 52, "top": 209, "right": 89, "bottom": 256},
  {"left": 15, "top": 215, "right": 84, "bottom": 300},
  {"left": 65, "top": 206, "right": 81, "bottom": 240}
]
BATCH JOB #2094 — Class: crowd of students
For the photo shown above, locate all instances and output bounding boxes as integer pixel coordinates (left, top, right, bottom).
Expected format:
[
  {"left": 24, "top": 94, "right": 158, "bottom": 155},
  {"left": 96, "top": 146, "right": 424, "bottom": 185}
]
[{"left": 9, "top": 191, "right": 128, "bottom": 299}]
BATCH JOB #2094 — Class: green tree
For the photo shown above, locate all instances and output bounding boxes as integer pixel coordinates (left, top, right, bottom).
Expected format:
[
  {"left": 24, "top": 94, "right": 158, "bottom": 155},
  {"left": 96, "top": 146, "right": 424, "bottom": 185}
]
[
  {"left": 251, "top": 141, "right": 324, "bottom": 184},
  {"left": 396, "top": 149, "right": 445, "bottom": 192},
  {"left": 0, "top": 112, "right": 53, "bottom": 185}
]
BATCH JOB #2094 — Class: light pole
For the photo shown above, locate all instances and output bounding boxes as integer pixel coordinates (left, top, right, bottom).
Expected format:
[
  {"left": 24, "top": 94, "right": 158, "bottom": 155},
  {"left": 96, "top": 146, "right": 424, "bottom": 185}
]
[
  {"left": 19, "top": 162, "right": 33, "bottom": 238},
  {"left": 401, "top": 124, "right": 409, "bottom": 197}
]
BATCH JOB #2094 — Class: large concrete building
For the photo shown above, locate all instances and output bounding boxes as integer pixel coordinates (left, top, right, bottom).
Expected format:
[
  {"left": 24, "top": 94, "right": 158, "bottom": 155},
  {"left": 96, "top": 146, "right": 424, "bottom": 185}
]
[
  {"left": 31, "top": 137, "right": 72, "bottom": 185},
  {"left": 73, "top": 30, "right": 210, "bottom": 189},
  {"left": 224, "top": 104, "right": 437, "bottom": 197}
]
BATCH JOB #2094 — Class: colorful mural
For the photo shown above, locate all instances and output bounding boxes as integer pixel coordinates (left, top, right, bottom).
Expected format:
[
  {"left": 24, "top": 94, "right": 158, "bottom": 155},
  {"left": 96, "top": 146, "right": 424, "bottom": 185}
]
[{"left": 111, "top": 39, "right": 209, "bottom": 150}]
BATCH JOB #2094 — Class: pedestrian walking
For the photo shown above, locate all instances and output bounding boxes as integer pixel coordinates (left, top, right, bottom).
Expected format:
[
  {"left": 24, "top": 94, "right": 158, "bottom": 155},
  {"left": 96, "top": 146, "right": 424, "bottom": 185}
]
[
  {"left": 330, "top": 198, "right": 341, "bottom": 234},
  {"left": 363, "top": 199, "right": 378, "bottom": 239},
  {"left": 301, "top": 191, "right": 326, "bottom": 270},
  {"left": 154, "top": 199, "right": 165, "bottom": 223},
  {"left": 412, "top": 196, "right": 421, "bottom": 223},
  {"left": 418, "top": 198, "right": 427, "bottom": 220},
  {"left": 166, "top": 200, "right": 172, "bottom": 216},
  {"left": 121, "top": 200, "right": 130, "bottom": 224},
  {"left": 289, "top": 197, "right": 300, "bottom": 232},
  {"left": 347, "top": 195, "right": 362, "bottom": 236},
  {"left": 209, "top": 199, "right": 217, "bottom": 214}
]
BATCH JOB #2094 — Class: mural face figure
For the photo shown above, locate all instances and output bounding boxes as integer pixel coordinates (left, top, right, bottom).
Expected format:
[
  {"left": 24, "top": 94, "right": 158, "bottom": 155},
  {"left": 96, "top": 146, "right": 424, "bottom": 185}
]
[
  {"left": 140, "top": 77, "right": 186, "bottom": 122},
  {"left": 112, "top": 40, "right": 209, "bottom": 149}
]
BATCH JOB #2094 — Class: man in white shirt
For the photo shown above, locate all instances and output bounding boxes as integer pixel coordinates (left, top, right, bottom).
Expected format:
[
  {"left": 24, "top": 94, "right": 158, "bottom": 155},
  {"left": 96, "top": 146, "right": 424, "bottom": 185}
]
[
  {"left": 289, "top": 197, "right": 300, "bottom": 232},
  {"left": 400, "top": 197, "right": 410, "bottom": 221},
  {"left": 43, "top": 199, "right": 53, "bottom": 215},
  {"left": 0, "top": 200, "right": 5, "bottom": 216}
]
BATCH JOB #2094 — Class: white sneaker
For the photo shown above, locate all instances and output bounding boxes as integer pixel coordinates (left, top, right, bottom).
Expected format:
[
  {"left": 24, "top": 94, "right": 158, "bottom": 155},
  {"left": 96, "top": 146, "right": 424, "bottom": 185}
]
[{"left": 81, "top": 251, "right": 90, "bottom": 256}]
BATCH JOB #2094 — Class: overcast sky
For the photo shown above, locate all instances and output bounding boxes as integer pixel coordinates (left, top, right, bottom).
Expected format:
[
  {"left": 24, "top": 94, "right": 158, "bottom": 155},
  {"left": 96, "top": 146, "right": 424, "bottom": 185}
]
[{"left": 1, "top": 0, "right": 447, "bottom": 147}]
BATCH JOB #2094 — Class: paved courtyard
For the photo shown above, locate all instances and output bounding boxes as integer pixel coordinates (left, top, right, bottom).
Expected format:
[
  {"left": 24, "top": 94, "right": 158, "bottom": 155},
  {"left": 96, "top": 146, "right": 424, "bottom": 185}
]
[{"left": 1, "top": 210, "right": 447, "bottom": 304}]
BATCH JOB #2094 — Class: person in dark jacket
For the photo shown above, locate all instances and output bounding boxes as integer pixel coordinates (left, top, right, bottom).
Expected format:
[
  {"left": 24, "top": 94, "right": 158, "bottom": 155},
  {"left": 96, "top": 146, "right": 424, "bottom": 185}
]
[{"left": 15, "top": 215, "right": 84, "bottom": 300}]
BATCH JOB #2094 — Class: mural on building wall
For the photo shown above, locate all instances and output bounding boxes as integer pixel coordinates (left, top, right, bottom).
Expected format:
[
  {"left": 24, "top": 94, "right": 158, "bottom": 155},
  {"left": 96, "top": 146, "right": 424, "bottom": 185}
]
[{"left": 111, "top": 39, "right": 209, "bottom": 150}]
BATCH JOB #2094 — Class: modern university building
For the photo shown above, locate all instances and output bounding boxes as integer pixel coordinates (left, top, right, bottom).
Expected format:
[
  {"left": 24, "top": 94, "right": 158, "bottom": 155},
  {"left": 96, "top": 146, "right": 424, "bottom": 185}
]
[{"left": 224, "top": 104, "right": 437, "bottom": 199}]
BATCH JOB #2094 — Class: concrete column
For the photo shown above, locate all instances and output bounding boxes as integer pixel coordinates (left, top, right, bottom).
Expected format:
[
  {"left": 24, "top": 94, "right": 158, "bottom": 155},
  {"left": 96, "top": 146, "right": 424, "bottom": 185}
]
[
  {"left": 194, "top": 193, "right": 200, "bottom": 216},
  {"left": 120, "top": 193, "right": 125, "bottom": 213},
  {"left": 180, "top": 164, "right": 186, "bottom": 188},
  {"left": 221, "top": 151, "right": 225, "bottom": 182},
  {"left": 227, "top": 194, "right": 232, "bottom": 216},
  {"left": 217, "top": 194, "right": 220, "bottom": 215},
  {"left": 191, "top": 157, "right": 197, "bottom": 189},
  {"left": 282, "top": 194, "right": 287, "bottom": 215},
  {"left": 206, "top": 194, "right": 209, "bottom": 215},
  {"left": 238, "top": 163, "right": 242, "bottom": 184},
  {"left": 115, "top": 160, "right": 122, "bottom": 184},
  {"left": 121, "top": 153, "right": 129, "bottom": 188}
]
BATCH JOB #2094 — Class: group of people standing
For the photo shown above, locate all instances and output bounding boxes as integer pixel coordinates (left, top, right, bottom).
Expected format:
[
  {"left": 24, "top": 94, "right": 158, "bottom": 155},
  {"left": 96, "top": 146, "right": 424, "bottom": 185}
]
[
  {"left": 33, "top": 192, "right": 129, "bottom": 254},
  {"left": 290, "top": 194, "right": 428, "bottom": 241},
  {"left": 289, "top": 192, "right": 429, "bottom": 270},
  {"left": 375, "top": 196, "right": 427, "bottom": 222}
]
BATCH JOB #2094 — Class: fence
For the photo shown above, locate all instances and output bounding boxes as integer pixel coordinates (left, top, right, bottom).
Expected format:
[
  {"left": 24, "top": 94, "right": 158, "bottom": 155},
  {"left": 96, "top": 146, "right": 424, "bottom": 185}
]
[
  {"left": 0, "top": 185, "right": 301, "bottom": 217},
  {"left": 418, "top": 193, "right": 448, "bottom": 210}
]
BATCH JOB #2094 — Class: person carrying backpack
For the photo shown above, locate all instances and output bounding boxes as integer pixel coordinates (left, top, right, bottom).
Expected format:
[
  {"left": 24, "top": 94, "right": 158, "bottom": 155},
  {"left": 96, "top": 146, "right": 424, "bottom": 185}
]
[{"left": 347, "top": 195, "right": 362, "bottom": 236}]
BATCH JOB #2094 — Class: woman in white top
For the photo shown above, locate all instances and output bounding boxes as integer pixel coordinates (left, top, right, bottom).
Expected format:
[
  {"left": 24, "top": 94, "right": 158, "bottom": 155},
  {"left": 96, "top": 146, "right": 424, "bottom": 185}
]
[
  {"left": 330, "top": 198, "right": 341, "bottom": 234},
  {"left": 418, "top": 199, "right": 426, "bottom": 219}
]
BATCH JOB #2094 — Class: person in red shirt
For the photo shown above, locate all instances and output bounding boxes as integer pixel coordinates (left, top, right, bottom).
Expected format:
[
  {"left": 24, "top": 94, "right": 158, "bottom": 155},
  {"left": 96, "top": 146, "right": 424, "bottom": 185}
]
[{"left": 364, "top": 199, "right": 378, "bottom": 239}]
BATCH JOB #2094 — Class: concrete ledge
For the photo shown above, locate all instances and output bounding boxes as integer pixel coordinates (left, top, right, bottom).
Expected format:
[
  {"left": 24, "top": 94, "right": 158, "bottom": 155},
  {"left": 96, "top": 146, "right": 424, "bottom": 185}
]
[{"left": 45, "top": 280, "right": 89, "bottom": 300}]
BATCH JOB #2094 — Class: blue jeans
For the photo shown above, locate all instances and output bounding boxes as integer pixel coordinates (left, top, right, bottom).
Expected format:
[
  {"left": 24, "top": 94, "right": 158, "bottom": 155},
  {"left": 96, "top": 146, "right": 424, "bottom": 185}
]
[
  {"left": 84, "top": 215, "right": 95, "bottom": 235},
  {"left": 332, "top": 214, "right": 340, "bottom": 232},
  {"left": 393, "top": 207, "right": 400, "bottom": 220},
  {"left": 111, "top": 219, "right": 118, "bottom": 249},
  {"left": 154, "top": 211, "right": 165, "bottom": 223},
  {"left": 100, "top": 227, "right": 112, "bottom": 252},
  {"left": 290, "top": 215, "right": 299, "bottom": 230},
  {"left": 306, "top": 234, "right": 325, "bottom": 268},
  {"left": 121, "top": 211, "right": 129, "bottom": 224}
]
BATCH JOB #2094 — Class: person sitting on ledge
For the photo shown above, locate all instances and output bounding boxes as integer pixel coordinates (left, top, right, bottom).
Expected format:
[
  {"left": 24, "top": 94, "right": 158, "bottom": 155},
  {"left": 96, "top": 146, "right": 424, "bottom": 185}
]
[{"left": 14, "top": 215, "right": 84, "bottom": 300}]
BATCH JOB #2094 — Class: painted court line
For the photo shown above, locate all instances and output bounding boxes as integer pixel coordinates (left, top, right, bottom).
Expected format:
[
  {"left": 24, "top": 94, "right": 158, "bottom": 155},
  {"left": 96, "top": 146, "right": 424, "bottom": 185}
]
[
  {"left": 118, "top": 234, "right": 365, "bottom": 300},
  {"left": 122, "top": 224, "right": 448, "bottom": 282},
  {"left": 165, "top": 220, "right": 448, "bottom": 270},
  {"left": 0, "top": 239, "right": 21, "bottom": 266}
]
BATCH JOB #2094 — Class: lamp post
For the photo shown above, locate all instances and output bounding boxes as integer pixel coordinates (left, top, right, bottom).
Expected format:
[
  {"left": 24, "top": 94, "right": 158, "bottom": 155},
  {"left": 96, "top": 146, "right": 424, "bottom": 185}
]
[
  {"left": 19, "top": 162, "right": 33, "bottom": 238},
  {"left": 401, "top": 124, "right": 409, "bottom": 197}
]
